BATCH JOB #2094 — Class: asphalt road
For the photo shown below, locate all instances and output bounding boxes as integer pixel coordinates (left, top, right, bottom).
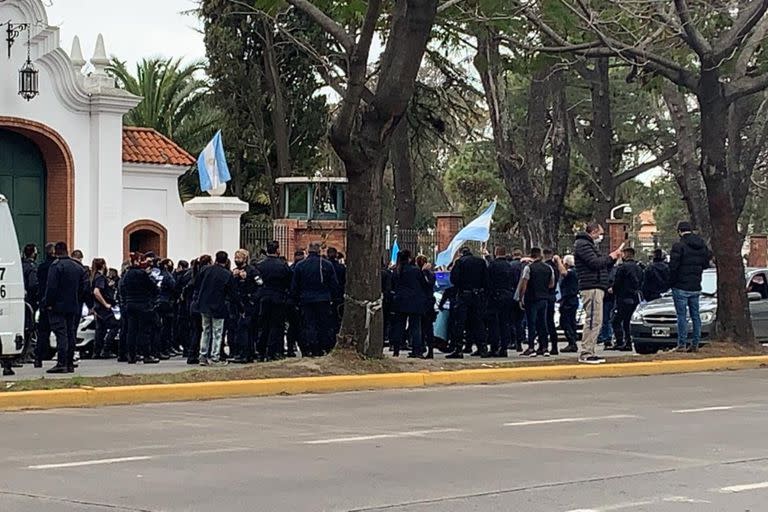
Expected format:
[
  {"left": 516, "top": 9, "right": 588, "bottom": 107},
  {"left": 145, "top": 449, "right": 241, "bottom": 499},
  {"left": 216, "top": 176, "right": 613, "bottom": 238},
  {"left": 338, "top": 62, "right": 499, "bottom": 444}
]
[{"left": 1, "top": 370, "right": 767, "bottom": 511}]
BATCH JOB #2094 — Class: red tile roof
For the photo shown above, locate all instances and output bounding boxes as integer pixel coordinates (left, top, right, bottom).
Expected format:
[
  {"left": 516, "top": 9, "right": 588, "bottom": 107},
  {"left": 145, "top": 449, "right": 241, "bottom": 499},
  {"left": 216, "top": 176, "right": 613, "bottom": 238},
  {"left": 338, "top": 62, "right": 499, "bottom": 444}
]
[{"left": 122, "top": 127, "right": 195, "bottom": 167}]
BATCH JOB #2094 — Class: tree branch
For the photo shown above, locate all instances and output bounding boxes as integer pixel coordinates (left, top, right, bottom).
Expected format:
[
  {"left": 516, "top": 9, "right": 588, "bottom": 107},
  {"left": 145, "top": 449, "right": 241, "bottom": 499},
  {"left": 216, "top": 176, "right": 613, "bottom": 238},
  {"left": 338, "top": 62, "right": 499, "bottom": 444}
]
[
  {"left": 726, "top": 72, "right": 768, "bottom": 103},
  {"left": 614, "top": 145, "right": 679, "bottom": 185},
  {"left": 437, "top": 0, "right": 465, "bottom": 13},
  {"left": 285, "top": 0, "right": 355, "bottom": 53},
  {"left": 735, "top": 15, "right": 768, "bottom": 78},
  {"left": 334, "top": 0, "right": 383, "bottom": 138},
  {"left": 713, "top": 0, "right": 768, "bottom": 62},
  {"left": 673, "top": 0, "right": 712, "bottom": 56}
]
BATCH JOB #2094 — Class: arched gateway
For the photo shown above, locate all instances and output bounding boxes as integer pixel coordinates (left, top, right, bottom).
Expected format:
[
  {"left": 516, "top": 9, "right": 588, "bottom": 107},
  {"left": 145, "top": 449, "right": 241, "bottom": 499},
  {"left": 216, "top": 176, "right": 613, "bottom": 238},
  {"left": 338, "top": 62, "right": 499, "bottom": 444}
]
[{"left": 0, "top": 118, "right": 75, "bottom": 250}]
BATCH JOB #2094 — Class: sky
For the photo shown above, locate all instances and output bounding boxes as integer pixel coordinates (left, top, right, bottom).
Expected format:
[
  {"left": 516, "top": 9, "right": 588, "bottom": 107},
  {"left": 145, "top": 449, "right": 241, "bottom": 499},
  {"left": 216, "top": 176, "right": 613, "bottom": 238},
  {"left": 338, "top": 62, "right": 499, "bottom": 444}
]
[{"left": 45, "top": 0, "right": 206, "bottom": 67}]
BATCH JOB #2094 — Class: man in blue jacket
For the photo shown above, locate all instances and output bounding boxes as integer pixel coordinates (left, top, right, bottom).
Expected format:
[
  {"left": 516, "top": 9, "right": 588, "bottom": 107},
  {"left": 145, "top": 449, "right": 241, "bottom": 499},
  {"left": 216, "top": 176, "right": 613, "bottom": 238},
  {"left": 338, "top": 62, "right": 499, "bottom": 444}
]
[
  {"left": 42, "top": 242, "right": 89, "bottom": 374},
  {"left": 197, "top": 251, "right": 234, "bottom": 366},
  {"left": 291, "top": 242, "right": 338, "bottom": 357}
]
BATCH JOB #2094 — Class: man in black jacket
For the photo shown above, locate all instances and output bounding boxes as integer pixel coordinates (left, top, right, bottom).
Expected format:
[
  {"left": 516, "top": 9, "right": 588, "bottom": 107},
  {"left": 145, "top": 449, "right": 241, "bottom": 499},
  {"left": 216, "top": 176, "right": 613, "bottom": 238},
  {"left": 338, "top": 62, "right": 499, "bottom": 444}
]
[
  {"left": 326, "top": 247, "right": 346, "bottom": 341},
  {"left": 197, "top": 251, "right": 234, "bottom": 366},
  {"left": 669, "top": 222, "right": 712, "bottom": 352},
  {"left": 256, "top": 241, "right": 292, "bottom": 361},
  {"left": 291, "top": 243, "right": 338, "bottom": 357},
  {"left": 573, "top": 223, "right": 622, "bottom": 364},
  {"left": 642, "top": 249, "right": 670, "bottom": 302},
  {"left": 447, "top": 247, "right": 490, "bottom": 359},
  {"left": 611, "top": 247, "right": 643, "bottom": 352},
  {"left": 41, "top": 242, "right": 90, "bottom": 373}
]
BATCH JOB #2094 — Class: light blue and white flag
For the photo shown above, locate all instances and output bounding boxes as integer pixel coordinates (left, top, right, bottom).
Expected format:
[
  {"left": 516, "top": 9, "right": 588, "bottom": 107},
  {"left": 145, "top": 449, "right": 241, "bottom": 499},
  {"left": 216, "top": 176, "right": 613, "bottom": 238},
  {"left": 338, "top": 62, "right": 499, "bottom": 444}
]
[
  {"left": 436, "top": 201, "right": 497, "bottom": 268},
  {"left": 390, "top": 238, "right": 400, "bottom": 266},
  {"left": 197, "top": 130, "right": 231, "bottom": 192}
]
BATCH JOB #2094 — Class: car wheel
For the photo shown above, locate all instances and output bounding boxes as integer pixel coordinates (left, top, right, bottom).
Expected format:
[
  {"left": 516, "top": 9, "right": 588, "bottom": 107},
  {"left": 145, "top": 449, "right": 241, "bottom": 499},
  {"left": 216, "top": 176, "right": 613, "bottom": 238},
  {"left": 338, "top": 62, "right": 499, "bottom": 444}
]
[{"left": 634, "top": 343, "right": 659, "bottom": 355}]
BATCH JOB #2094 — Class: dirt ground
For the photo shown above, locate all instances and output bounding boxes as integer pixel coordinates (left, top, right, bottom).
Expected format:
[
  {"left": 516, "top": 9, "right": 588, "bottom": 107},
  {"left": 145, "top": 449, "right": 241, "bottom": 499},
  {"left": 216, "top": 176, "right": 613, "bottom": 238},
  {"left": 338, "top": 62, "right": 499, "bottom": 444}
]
[{"left": 2, "top": 342, "right": 765, "bottom": 393}]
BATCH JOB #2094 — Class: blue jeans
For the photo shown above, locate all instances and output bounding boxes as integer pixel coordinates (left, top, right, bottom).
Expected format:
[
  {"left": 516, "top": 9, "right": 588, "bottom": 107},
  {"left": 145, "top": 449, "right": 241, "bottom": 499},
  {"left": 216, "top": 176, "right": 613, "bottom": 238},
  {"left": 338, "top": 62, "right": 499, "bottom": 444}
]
[
  {"left": 672, "top": 289, "right": 701, "bottom": 348},
  {"left": 598, "top": 294, "right": 614, "bottom": 342}
]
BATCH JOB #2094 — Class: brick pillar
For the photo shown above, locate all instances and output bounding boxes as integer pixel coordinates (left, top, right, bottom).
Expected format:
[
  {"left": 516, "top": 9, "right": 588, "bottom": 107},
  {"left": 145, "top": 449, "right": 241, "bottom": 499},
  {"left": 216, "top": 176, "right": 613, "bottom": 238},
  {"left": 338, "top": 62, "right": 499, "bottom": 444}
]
[
  {"left": 748, "top": 234, "right": 768, "bottom": 267},
  {"left": 606, "top": 219, "right": 629, "bottom": 253},
  {"left": 434, "top": 212, "right": 463, "bottom": 251}
]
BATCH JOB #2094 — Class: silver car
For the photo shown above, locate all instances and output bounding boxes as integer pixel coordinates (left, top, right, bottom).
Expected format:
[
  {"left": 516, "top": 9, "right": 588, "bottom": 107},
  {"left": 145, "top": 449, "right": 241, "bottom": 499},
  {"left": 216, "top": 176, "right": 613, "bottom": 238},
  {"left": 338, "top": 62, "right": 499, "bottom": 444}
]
[{"left": 630, "top": 268, "right": 768, "bottom": 354}]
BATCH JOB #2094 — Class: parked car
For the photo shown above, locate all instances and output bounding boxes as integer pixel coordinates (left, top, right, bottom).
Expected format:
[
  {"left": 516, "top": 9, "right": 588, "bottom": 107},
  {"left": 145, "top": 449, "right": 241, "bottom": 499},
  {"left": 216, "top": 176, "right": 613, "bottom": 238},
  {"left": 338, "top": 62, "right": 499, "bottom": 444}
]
[
  {"left": 630, "top": 268, "right": 768, "bottom": 354},
  {"left": 36, "top": 305, "right": 121, "bottom": 359}
]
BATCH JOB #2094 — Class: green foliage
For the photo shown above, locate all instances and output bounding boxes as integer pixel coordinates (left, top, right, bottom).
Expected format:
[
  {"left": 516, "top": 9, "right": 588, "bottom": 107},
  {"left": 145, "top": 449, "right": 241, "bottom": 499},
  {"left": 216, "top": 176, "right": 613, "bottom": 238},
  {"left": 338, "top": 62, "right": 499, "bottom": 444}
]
[
  {"left": 199, "top": 0, "right": 329, "bottom": 217},
  {"left": 109, "top": 57, "right": 219, "bottom": 155},
  {"left": 443, "top": 141, "right": 512, "bottom": 229}
]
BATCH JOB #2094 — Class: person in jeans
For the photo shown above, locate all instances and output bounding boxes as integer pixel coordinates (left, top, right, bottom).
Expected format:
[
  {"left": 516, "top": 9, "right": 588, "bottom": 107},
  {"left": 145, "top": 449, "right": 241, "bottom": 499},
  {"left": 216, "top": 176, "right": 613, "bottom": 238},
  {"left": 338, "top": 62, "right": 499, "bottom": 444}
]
[
  {"left": 518, "top": 248, "right": 555, "bottom": 357},
  {"left": 669, "top": 222, "right": 712, "bottom": 352},
  {"left": 573, "top": 223, "right": 622, "bottom": 364},
  {"left": 197, "top": 251, "right": 234, "bottom": 366}
]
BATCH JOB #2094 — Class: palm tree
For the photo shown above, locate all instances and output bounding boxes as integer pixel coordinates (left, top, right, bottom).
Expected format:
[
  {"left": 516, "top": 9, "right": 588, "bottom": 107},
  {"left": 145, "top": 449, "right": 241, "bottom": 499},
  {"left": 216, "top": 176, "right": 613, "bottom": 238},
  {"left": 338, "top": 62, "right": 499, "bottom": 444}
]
[{"left": 109, "top": 57, "right": 220, "bottom": 154}]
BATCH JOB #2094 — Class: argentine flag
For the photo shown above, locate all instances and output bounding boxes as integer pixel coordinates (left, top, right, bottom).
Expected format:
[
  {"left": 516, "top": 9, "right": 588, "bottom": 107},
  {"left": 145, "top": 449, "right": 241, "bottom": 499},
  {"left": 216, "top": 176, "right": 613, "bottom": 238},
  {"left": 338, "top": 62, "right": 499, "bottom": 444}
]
[
  {"left": 435, "top": 201, "right": 497, "bottom": 268},
  {"left": 390, "top": 238, "right": 400, "bottom": 266},
  {"left": 197, "top": 130, "right": 231, "bottom": 192}
]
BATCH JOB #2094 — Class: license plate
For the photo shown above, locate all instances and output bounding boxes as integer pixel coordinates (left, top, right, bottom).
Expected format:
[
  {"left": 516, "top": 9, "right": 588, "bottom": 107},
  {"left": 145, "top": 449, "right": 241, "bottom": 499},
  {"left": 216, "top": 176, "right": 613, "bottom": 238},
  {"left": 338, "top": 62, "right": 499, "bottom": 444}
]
[{"left": 652, "top": 327, "right": 670, "bottom": 337}]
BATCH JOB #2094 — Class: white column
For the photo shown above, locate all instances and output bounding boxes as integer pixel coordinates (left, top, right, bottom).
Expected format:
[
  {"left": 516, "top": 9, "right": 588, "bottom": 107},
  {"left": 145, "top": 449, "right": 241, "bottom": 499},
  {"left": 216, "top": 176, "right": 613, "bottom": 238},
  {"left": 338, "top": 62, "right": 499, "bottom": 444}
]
[{"left": 184, "top": 197, "right": 249, "bottom": 256}]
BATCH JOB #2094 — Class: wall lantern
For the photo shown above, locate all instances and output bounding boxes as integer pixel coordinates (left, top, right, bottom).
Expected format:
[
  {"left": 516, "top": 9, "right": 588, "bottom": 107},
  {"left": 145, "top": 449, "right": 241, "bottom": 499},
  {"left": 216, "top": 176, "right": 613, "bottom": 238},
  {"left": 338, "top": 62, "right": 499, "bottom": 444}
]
[{"left": 5, "top": 21, "right": 39, "bottom": 101}]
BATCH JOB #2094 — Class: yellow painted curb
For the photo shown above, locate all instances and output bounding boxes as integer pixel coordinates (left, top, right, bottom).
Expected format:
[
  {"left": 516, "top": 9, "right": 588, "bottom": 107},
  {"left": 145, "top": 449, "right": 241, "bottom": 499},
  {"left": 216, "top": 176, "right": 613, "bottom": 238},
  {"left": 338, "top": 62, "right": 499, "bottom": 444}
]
[{"left": 1, "top": 356, "right": 767, "bottom": 411}]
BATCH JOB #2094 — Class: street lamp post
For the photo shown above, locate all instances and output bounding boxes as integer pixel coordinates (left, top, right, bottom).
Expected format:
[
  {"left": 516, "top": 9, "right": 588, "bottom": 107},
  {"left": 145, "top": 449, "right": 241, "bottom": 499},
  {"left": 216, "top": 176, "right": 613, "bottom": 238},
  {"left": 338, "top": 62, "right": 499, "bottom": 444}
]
[{"left": 610, "top": 203, "right": 633, "bottom": 220}]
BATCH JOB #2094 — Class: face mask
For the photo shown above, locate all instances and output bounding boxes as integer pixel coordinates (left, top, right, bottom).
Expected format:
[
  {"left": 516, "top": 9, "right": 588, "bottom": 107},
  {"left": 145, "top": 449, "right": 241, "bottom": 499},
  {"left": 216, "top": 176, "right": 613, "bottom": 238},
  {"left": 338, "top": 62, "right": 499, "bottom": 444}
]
[{"left": 595, "top": 235, "right": 604, "bottom": 244}]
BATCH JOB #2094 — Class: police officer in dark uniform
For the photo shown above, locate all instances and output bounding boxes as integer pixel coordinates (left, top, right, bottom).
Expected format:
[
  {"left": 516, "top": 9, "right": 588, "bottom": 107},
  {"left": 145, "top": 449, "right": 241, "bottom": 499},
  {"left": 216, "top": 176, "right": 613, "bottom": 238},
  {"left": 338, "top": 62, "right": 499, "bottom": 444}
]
[
  {"left": 21, "top": 244, "right": 39, "bottom": 363},
  {"left": 41, "top": 242, "right": 90, "bottom": 373},
  {"left": 291, "top": 242, "right": 338, "bottom": 357},
  {"left": 485, "top": 247, "right": 515, "bottom": 358},
  {"left": 34, "top": 243, "right": 56, "bottom": 367},
  {"left": 508, "top": 250, "right": 525, "bottom": 352},
  {"left": 230, "top": 249, "right": 260, "bottom": 363},
  {"left": 446, "top": 247, "right": 490, "bottom": 359},
  {"left": 286, "top": 250, "right": 306, "bottom": 357},
  {"left": 326, "top": 247, "right": 346, "bottom": 342},
  {"left": 256, "top": 241, "right": 292, "bottom": 361},
  {"left": 172, "top": 260, "right": 191, "bottom": 355}
]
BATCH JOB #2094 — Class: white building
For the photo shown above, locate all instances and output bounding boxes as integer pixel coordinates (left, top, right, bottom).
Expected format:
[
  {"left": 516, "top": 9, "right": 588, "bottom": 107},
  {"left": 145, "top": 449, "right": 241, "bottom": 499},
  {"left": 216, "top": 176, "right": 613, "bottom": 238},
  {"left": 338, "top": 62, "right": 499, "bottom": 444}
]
[{"left": 0, "top": 0, "right": 246, "bottom": 266}]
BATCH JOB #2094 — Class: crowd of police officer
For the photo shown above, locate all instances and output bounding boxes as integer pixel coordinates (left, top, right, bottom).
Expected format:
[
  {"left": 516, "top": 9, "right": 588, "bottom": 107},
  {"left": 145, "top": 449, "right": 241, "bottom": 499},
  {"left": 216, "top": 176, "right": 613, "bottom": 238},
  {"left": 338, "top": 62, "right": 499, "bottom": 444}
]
[
  {"left": 383, "top": 246, "right": 582, "bottom": 360},
  {"left": 15, "top": 239, "right": 346, "bottom": 374}
]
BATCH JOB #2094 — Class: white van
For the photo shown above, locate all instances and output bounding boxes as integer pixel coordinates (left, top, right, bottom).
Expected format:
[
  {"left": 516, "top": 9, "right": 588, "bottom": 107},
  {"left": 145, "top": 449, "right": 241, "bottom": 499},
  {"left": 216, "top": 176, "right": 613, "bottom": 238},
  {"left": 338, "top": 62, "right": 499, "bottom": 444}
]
[{"left": 0, "top": 194, "right": 25, "bottom": 375}]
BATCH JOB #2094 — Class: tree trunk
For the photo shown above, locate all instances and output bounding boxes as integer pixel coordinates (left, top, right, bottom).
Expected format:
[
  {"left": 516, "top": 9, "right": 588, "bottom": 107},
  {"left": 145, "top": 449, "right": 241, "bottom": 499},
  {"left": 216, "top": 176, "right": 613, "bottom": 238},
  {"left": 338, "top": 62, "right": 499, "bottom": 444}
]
[
  {"left": 661, "top": 83, "right": 712, "bottom": 241},
  {"left": 262, "top": 19, "right": 291, "bottom": 219},
  {"left": 698, "top": 72, "right": 755, "bottom": 346},
  {"left": 390, "top": 120, "right": 417, "bottom": 228},
  {"left": 333, "top": 0, "right": 438, "bottom": 357},
  {"left": 590, "top": 57, "right": 615, "bottom": 225},
  {"left": 542, "top": 69, "right": 571, "bottom": 250}
]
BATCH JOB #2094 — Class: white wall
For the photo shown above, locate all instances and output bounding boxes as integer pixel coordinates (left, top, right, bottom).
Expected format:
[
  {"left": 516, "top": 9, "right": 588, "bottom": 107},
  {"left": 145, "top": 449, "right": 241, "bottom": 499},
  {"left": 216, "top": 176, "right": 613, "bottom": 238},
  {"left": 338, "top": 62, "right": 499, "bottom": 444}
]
[{"left": 122, "top": 164, "right": 201, "bottom": 262}]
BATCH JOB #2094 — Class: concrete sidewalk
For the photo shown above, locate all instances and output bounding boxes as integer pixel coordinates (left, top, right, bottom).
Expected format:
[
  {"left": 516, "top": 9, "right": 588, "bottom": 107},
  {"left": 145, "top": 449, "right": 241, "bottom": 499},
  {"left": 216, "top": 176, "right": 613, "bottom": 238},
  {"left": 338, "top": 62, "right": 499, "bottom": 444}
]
[{"left": 5, "top": 347, "right": 632, "bottom": 381}]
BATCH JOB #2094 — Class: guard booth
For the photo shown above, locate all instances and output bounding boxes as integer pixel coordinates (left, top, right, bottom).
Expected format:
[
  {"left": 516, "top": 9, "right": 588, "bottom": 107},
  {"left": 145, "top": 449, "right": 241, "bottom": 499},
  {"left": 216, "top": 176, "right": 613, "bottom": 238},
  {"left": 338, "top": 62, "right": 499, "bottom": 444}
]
[{"left": 274, "top": 176, "right": 348, "bottom": 256}]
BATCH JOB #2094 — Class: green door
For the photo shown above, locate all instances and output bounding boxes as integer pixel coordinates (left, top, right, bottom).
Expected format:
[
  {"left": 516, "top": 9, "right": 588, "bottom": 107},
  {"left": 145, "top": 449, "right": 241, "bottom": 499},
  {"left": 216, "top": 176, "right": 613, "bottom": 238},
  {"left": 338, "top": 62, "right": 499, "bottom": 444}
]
[{"left": 0, "top": 129, "right": 46, "bottom": 254}]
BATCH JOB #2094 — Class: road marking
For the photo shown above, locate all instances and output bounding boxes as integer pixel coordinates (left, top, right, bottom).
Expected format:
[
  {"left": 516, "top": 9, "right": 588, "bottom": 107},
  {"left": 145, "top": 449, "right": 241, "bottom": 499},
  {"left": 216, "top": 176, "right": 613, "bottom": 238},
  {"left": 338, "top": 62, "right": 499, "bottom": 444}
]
[
  {"left": 304, "top": 428, "right": 463, "bottom": 445},
  {"left": 719, "top": 481, "right": 768, "bottom": 493},
  {"left": 673, "top": 406, "right": 736, "bottom": 413},
  {"left": 28, "top": 456, "right": 152, "bottom": 470},
  {"left": 504, "top": 415, "right": 639, "bottom": 427},
  {"left": 566, "top": 496, "right": 708, "bottom": 511}
]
